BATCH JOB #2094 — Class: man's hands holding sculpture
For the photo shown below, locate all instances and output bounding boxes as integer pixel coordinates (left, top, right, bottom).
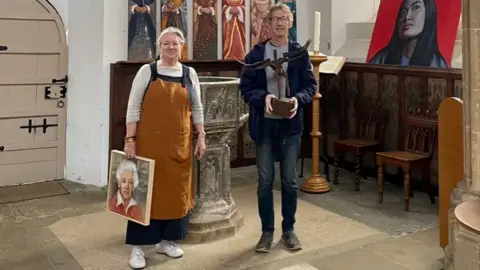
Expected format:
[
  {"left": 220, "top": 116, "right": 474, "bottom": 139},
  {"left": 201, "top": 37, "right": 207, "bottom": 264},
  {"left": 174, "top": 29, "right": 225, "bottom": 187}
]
[
  {"left": 265, "top": 94, "right": 298, "bottom": 119},
  {"left": 289, "top": 97, "right": 298, "bottom": 118},
  {"left": 265, "top": 94, "right": 276, "bottom": 114}
]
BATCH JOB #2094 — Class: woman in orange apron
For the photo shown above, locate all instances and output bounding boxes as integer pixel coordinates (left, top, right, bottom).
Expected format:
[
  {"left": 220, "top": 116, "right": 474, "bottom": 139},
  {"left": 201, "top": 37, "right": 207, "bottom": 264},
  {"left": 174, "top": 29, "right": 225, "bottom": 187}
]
[{"left": 123, "top": 27, "right": 206, "bottom": 269}]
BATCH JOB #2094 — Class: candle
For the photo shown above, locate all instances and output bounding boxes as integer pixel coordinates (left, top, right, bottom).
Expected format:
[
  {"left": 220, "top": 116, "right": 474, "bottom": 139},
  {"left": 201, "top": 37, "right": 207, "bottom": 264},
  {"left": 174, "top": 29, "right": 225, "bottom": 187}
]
[{"left": 313, "top": 12, "right": 321, "bottom": 52}]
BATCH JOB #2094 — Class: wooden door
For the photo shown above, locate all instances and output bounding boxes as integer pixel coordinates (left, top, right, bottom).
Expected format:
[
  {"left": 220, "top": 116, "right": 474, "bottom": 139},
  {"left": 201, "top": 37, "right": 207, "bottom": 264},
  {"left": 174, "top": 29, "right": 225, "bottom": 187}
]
[{"left": 0, "top": 0, "right": 68, "bottom": 186}]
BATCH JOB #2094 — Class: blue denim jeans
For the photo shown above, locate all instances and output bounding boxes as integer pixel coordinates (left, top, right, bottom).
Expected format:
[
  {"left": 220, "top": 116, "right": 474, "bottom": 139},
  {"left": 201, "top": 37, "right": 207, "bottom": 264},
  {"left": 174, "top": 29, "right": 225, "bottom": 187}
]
[{"left": 255, "top": 118, "right": 301, "bottom": 233}]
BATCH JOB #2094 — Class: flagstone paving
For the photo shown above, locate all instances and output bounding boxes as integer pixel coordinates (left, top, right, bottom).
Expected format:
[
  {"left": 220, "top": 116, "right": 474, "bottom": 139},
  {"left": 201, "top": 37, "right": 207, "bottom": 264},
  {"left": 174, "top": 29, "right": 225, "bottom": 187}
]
[{"left": 0, "top": 162, "right": 443, "bottom": 269}]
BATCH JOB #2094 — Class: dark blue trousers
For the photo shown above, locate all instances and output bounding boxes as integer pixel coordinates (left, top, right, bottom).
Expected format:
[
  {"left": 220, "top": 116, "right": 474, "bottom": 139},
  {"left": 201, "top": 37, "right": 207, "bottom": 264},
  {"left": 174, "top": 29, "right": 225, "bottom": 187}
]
[{"left": 255, "top": 118, "right": 301, "bottom": 233}]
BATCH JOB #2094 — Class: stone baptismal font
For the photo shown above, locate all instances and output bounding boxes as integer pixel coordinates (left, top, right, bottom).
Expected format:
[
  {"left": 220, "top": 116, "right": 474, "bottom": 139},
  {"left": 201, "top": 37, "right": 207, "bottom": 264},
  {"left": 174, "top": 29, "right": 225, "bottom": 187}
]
[{"left": 185, "top": 76, "right": 248, "bottom": 243}]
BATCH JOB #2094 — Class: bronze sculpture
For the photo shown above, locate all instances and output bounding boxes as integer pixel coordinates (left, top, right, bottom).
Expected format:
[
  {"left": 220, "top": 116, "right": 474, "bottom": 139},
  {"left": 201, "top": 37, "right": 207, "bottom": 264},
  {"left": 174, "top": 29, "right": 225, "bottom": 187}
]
[{"left": 238, "top": 39, "right": 311, "bottom": 117}]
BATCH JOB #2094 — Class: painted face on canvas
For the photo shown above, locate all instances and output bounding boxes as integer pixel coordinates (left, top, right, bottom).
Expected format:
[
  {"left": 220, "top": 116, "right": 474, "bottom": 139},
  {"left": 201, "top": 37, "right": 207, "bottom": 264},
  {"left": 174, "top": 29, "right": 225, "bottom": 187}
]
[
  {"left": 119, "top": 170, "right": 134, "bottom": 200},
  {"left": 255, "top": 0, "right": 269, "bottom": 12},
  {"left": 270, "top": 8, "right": 291, "bottom": 37},
  {"left": 159, "top": 32, "right": 183, "bottom": 60},
  {"left": 397, "top": 0, "right": 426, "bottom": 40}
]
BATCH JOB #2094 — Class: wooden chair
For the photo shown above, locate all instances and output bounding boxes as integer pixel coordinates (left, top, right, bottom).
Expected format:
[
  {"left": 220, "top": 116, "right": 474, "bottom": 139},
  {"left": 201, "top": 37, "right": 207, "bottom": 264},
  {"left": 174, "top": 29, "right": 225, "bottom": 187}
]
[
  {"left": 376, "top": 108, "right": 437, "bottom": 211},
  {"left": 333, "top": 101, "right": 388, "bottom": 191}
]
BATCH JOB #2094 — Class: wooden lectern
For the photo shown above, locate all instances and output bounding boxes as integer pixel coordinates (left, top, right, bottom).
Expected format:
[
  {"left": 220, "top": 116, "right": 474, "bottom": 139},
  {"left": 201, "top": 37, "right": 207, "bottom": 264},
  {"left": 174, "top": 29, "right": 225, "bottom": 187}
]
[{"left": 300, "top": 52, "right": 330, "bottom": 193}]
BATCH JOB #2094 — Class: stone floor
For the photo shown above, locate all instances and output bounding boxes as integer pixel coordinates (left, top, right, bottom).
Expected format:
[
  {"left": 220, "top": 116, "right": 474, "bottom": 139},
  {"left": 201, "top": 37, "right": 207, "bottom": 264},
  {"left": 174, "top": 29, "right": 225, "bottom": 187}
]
[{"left": 0, "top": 161, "right": 444, "bottom": 270}]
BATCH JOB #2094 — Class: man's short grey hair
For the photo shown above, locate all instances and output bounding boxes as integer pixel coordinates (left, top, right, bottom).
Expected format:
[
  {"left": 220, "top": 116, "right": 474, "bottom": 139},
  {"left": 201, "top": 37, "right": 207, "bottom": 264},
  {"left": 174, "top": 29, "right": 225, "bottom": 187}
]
[
  {"left": 157, "top": 27, "right": 186, "bottom": 45},
  {"left": 115, "top": 160, "right": 140, "bottom": 190},
  {"left": 267, "top": 3, "right": 294, "bottom": 26}
]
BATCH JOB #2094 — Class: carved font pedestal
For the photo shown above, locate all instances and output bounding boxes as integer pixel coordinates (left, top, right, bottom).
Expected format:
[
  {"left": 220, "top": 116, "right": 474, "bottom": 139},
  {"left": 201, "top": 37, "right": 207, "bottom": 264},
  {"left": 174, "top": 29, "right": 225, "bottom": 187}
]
[{"left": 185, "top": 77, "right": 248, "bottom": 243}]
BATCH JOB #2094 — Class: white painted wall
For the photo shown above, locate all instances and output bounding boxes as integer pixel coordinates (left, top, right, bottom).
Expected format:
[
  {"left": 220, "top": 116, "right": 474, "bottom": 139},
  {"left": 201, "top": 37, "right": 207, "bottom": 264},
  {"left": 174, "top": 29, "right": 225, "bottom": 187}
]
[
  {"left": 295, "top": 0, "right": 379, "bottom": 55},
  {"left": 296, "top": 0, "right": 332, "bottom": 54},
  {"left": 374, "top": 0, "right": 381, "bottom": 12},
  {"left": 47, "top": 0, "right": 128, "bottom": 186},
  {"left": 331, "top": 0, "right": 378, "bottom": 54},
  {"left": 100, "top": 0, "right": 129, "bottom": 185},
  {"left": 48, "top": 0, "right": 68, "bottom": 27}
]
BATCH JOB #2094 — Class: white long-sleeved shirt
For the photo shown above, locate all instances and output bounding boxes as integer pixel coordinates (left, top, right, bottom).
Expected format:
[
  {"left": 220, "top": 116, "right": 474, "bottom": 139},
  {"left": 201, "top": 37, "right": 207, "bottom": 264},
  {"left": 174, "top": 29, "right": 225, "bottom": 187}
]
[{"left": 126, "top": 62, "right": 204, "bottom": 125}]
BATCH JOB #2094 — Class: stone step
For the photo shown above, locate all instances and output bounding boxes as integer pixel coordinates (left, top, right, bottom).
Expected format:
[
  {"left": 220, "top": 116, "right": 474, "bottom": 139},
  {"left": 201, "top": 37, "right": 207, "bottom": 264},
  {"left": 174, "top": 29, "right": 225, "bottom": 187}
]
[
  {"left": 346, "top": 22, "right": 374, "bottom": 40},
  {"left": 280, "top": 264, "right": 318, "bottom": 270},
  {"left": 333, "top": 39, "right": 371, "bottom": 63}
]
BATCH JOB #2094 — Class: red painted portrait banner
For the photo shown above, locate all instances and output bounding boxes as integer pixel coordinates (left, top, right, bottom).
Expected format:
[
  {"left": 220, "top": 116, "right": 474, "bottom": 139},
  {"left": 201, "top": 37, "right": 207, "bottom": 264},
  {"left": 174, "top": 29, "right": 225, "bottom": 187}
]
[{"left": 366, "top": 0, "right": 461, "bottom": 68}]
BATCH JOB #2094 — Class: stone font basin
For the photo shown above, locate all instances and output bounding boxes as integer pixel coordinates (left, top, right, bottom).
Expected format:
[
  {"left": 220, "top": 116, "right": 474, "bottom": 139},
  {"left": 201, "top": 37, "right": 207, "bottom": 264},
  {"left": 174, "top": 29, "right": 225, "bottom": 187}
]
[{"left": 198, "top": 76, "right": 248, "bottom": 130}]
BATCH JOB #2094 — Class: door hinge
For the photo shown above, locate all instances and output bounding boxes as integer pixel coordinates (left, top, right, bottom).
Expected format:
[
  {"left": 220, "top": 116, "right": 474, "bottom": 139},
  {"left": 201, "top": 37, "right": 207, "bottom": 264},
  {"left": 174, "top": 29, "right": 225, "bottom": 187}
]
[{"left": 20, "top": 119, "right": 58, "bottom": 134}]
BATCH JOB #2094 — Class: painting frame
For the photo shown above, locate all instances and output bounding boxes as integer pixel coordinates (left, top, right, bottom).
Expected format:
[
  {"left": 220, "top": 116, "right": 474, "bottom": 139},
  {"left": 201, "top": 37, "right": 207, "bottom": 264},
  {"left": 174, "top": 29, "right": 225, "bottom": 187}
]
[{"left": 106, "top": 150, "right": 155, "bottom": 226}]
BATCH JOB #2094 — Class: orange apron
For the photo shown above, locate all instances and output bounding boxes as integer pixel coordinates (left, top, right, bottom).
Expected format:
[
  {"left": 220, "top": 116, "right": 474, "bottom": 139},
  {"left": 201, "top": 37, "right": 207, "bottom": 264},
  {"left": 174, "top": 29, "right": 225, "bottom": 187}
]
[{"left": 136, "top": 64, "right": 194, "bottom": 220}]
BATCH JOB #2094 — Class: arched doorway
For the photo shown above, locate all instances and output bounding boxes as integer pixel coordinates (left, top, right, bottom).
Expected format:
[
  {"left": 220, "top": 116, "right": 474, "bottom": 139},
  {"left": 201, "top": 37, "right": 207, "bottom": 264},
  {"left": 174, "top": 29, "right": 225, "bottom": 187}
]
[{"left": 0, "top": 0, "right": 68, "bottom": 186}]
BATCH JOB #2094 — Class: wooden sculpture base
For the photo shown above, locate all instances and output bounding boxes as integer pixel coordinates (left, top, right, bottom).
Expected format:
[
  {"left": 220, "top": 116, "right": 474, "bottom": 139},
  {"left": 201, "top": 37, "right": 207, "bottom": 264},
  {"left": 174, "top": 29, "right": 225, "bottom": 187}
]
[
  {"left": 301, "top": 175, "right": 330, "bottom": 193},
  {"left": 271, "top": 98, "right": 295, "bottom": 118}
]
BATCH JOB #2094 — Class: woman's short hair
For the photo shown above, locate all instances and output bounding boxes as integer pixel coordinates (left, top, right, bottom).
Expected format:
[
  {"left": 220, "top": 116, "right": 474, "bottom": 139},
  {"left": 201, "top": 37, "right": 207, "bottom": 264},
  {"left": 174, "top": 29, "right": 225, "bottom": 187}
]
[
  {"left": 157, "top": 27, "right": 186, "bottom": 45},
  {"left": 115, "top": 160, "right": 140, "bottom": 190},
  {"left": 267, "top": 3, "right": 294, "bottom": 24}
]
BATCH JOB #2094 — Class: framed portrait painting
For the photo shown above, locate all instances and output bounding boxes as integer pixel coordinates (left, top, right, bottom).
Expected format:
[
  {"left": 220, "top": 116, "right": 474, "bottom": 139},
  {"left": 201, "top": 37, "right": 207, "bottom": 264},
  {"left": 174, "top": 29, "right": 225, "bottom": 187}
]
[{"left": 106, "top": 150, "right": 155, "bottom": 226}]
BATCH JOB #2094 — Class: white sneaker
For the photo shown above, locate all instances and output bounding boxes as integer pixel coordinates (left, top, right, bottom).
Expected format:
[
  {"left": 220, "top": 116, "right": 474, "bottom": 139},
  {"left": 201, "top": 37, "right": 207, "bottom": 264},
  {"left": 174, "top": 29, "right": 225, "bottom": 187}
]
[
  {"left": 129, "top": 246, "right": 146, "bottom": 269},
  {"left": 156, "top": 240, "right": 184, "bottom": 258}
]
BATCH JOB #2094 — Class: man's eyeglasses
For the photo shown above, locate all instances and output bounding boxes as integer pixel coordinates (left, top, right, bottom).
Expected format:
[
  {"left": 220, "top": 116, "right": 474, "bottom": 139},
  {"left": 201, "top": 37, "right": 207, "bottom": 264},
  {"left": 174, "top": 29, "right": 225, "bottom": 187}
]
[{"left": 271, "top": 16, "right": 289, "bottom": 23}]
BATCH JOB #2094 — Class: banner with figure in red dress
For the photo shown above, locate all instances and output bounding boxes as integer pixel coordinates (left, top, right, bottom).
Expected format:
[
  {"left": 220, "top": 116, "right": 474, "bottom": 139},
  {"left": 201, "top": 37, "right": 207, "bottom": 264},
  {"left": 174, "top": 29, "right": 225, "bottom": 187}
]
[{"left": 222, "top": 0, "right": 247, "bottom": 60}]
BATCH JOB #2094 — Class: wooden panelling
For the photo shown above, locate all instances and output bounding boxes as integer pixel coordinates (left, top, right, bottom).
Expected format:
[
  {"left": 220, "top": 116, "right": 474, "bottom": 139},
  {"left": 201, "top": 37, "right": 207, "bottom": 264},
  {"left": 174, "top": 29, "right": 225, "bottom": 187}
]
[{"left": 109, "top": 60, "right": 462, "bottom": 177}]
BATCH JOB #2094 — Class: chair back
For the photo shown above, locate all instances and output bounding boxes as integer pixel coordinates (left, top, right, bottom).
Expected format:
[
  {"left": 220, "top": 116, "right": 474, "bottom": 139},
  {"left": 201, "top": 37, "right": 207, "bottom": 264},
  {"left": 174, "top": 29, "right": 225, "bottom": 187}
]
[
  {"left": 404, "top": 108, "right": 438, "bottom": 157},
  {"left": 356, "top": 100, "right": 388, "bottom": 141}
]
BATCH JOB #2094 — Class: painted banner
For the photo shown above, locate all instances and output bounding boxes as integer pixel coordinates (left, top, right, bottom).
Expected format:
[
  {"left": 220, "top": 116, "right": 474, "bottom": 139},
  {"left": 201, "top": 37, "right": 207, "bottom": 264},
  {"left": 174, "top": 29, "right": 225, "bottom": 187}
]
[
  {"left": 250, "top": 0, "right": 272, "bottom": 48},
  {"left": 161, "top": 0, "right": 188, "bottom": 60},
  {"left": 366, "top": 0, "right": 461, "bottom": 68},
  {"left": 193, "top": 0, "right": 218, "bottom": 60},
  {"left": 127, "top": 0, "right": 158, "bottom": 61},
  {"left": 222, "top": 0, "right": 247, "bottom": 59}
]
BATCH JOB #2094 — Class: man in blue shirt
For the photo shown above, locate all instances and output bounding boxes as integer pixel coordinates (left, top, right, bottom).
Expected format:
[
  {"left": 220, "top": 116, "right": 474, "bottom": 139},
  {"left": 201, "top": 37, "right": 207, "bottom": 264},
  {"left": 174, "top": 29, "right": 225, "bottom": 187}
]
[{"left": 239, "top": 3, "right": 316, "bottom": 253}]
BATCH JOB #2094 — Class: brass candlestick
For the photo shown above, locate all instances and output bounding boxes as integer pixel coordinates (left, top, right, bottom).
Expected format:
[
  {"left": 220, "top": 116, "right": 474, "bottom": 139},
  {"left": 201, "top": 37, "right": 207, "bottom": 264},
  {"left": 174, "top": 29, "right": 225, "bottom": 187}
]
[{"left": 300, "top": 51, "right": 330, "bottom": 193}]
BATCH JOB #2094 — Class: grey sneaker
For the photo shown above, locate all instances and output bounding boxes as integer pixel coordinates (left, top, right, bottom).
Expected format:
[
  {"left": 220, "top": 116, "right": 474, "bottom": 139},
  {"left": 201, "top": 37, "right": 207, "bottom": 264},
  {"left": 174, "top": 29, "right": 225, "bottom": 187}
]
[
  {"left": 255, "top": 232, "right": 274, "bottom": 253},
  {"left": 282, "top": 231, "right": 302, "bottom": 251}
]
